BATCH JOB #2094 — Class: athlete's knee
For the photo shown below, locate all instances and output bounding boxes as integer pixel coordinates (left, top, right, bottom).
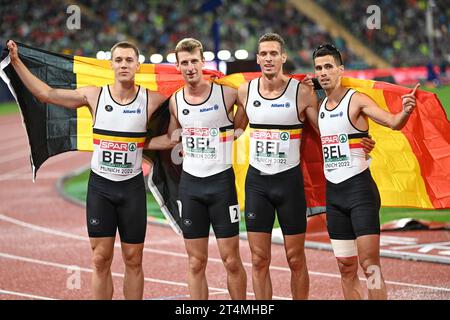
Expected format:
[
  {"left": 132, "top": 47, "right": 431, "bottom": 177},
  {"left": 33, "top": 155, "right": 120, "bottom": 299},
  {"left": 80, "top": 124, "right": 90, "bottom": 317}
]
[
  {"left": 359, "top": 257, "right": 381, "bottom": 276},
  {"left": 188, "top": 254, "right": 208, "bottom": 275},
  {"left": 92, "top": 252, "right": 113, "bottom": 273},
  {"left": 123, "top": 253, "right": 143, "bottom": 271},
  {"left": 286, "top": 249, "right": 306, "bottom": 273},
  {"left": 122, "top": 246, "right": 143, "bottom": 270},
  {"left": 222, "top": 254, "right": 244, "bottom": 274},
  {"left": 336, "top": 257, "right": 358, "bottom": 279},
  {"left": 251, "top": 251, "right": 271, "bottom": 272}
]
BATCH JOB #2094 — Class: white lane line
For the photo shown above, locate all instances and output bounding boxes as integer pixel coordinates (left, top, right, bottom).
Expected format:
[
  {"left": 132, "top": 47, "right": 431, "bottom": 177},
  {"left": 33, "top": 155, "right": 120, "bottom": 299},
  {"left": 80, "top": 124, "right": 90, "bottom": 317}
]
[
  {"left": 1, "top": 213, "right": 449, "bottom": 293},
  {"left": 0, "top": 252, "right": 287, "bottom": 300},
  {"left": 0, "top": 289, "right": 56, "bottom": 300},
  {"left": 0, "top": 252, "right": 224, "bottom": 294}
]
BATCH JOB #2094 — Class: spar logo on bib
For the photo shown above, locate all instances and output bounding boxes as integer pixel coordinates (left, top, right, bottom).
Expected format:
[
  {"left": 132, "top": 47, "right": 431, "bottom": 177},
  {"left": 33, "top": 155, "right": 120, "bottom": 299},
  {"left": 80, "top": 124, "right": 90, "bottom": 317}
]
[
  {"left": 100, "top": 141, "right": 129, "bottom": 151},
  {"left": 280, "top": 132, "right": 290, "bottom": 141},
  {"left": 128, "top": 143, "right": 137, "bottom": 152},
  {"left": 210, "top": 128, "right": 218, "bottom": 137},
  {"left": 339, "top": 134, "right": 347, "bottom": 143}
]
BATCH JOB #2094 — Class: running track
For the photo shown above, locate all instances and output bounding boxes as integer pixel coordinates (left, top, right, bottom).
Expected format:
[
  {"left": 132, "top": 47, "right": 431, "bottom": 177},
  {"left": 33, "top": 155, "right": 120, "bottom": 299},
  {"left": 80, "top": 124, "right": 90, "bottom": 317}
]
[{"left": 0, "top": 114, "right": 449, "bottom": 300}]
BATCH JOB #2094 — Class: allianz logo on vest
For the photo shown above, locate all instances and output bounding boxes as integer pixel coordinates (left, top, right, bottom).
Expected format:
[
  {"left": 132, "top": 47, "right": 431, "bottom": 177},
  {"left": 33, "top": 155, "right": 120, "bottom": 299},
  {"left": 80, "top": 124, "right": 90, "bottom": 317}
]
[
  {"left": 271, "top": 102, "right": 290, "bottom": 108},
  {"left": 123, "top": 109, "right": 142, "bottom": 114},
  {"left": 200, "top": 104, "right": 219, "bottom": 113},
  {"left": 330, "top": 111, "right": 344, "bottom": 118}
]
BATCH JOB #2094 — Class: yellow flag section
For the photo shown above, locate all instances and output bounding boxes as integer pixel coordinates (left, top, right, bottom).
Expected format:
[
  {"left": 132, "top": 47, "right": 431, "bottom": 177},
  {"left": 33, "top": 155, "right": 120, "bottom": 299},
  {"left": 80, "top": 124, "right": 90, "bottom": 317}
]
[
  {"left": 215, "top": 73, "right": 255, "bottom": 211},
  {"left": 342, "top": 77, "right": 434, "bottom": 208},
  {"left": 74, "top": 56, "right": 112, "bottom": 152}
]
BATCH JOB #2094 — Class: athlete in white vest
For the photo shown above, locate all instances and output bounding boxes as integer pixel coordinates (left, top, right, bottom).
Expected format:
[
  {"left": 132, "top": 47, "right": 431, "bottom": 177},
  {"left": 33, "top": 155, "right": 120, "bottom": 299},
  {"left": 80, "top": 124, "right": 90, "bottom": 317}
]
[
  {"left": 167, "top": 38, "right": 247, "bottom": 300},
  {"left": 91, "top": 85, "right": 148, "bottom": 181},
  {"left": 234, "top": 33, "right": 319, "bottom": 300},
  {"left": 175, "top": 82, "right": 234, "bottom": 177},
  {"left": 7, "top": 40, "right": 174, "bottom": 300},
  {"left": 313, "top": 43, "right": 419, "bottom": 300},
  {"left": 246, "top": 77, "right": 303, "bottom": 175}
]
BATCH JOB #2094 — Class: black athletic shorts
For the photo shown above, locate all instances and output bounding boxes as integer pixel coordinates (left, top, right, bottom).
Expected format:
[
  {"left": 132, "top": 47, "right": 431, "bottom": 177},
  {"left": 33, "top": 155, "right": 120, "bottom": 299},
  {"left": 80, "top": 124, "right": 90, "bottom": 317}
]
[
  {"left": 244, "top": 165, "right": 307, "bottom": 235},
  {"left": 86, "top": 170, "right": 147, "bottom": 244},
  {"left": 178, "top": 168, "right": 240, "bottom": 239},
  {"left": 326, "top": 169, "right": 381, "bottom": 240}
]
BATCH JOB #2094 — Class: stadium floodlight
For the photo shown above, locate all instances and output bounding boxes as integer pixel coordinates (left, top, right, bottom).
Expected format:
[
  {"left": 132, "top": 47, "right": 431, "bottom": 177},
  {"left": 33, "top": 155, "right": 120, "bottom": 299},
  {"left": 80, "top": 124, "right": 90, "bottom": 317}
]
[
  {"left": 204, "top": 51, "right": 215, "bottom": 62},
  {"left": 139, "top": 54, "right": 145, "bottom": 64},
  {"left": 96, "top": 51, "right": 106, "bottom": 60},
  {"left": 217, "top": 50, "right": 231, "bottom": 61},
  {"left": 218, "top": 60, "right": 227, "bottom": 74},
  {"left": 166, "top": 53, "right": 177, "bottom": 63},
  {"left": 105, "top": 51, "right": 111, "bottom": 60},
  {"left": 150, "top": 54, "right": 163, "bottom": 64},
  {"left": 235, "top": 49, "right": 248, "bottom": 60}
]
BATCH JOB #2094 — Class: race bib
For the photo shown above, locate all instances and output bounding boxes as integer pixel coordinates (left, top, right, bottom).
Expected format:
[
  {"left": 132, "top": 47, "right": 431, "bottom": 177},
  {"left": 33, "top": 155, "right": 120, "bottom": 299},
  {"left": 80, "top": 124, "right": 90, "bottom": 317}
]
[
  {"left": 182, "top": 127, "right": 219, "bottom": 161},
  {"left": 250, "top": 129, "right": 290, "bottom": 165},
  {"left": 98, "top": 140, "right": 138, "bottom": 175},
  {"left": 321, "top": 134, "right": 352, "bottom": 169}
]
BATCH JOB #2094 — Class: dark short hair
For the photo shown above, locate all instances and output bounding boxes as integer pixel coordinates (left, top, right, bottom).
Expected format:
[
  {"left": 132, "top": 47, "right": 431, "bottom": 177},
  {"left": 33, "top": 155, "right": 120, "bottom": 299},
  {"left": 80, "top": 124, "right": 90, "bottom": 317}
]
[
  {"left": 313, "top": 43, "right": 343, "bottom": 65},
  {"left": 258, "top": 33, "right": 286, "bottom": 53},
  {"left": 111, "top": 41, "right": 140, "bottom": 59}
]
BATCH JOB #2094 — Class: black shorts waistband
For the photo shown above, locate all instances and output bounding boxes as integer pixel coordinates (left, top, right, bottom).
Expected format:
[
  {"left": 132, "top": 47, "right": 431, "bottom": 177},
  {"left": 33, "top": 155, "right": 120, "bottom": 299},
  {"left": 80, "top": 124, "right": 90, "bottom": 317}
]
[
  {"left": 89, "top": 170, "right": 144, "bottom": 185},
  {"left": 181, "top": 167, "right": 234, "bottom": 182},
  {"left": 248, "top": 165, "right": 301, "bottom": 178},
  {"left": 326, "top": 169, "right": 373, "bottom": 188}
]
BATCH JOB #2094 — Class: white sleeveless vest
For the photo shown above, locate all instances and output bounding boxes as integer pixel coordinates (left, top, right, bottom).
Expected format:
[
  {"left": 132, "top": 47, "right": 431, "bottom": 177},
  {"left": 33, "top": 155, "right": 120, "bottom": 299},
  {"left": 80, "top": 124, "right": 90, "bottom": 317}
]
[
  {"left": 318, "top": 89, "right": 368, "bottom": 184},
  {"left": 176, "top": 82, "right": 234, "bottom": 177},
  {"left": 246, "top": 77, "right": 303, "bottom": 174},
  {"left": 91, "top": 85, "right": 148, "bottom": 181}
]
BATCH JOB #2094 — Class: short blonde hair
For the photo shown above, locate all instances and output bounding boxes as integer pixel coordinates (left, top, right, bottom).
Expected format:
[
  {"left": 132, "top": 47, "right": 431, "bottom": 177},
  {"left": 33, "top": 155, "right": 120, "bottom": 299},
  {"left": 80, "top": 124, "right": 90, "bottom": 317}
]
[
  {"left": 175, "top": 38, "right": 204, "bottom": 61},
  {"left": 110, "top": 41, "right": 140, "bottom": 59}
]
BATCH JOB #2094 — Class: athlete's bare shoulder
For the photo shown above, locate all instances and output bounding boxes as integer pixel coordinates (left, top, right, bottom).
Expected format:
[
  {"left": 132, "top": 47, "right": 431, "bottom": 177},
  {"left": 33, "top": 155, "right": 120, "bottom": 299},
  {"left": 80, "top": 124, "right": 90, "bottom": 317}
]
[
  {"left": 77, "top": 86, "right": 101, "bottom": 112},
  {"left": 350, "top": 91, "right": 378, "bottom": 110},
  {"left": 237, "top": 81, "right": 250, "bottom": 108},
  {"left": 221, "top": 84, "right": 238, "bottom": 109}
]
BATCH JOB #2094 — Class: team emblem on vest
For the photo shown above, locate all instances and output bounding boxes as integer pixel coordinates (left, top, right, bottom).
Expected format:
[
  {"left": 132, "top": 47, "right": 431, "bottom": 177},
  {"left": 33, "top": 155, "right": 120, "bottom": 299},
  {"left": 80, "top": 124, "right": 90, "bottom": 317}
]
[
  {"left": 105, "top": 105, "right": 113, "bottom": 112},
  {"left": 253, "top": 100, "right": 261, "bottom": 107},
  {"left": 320, "top": 112, "right": 325, "bottom": 119},
  {"left": 182, "top": 109, "right": 189, "bottom": 115},
  {"left": 285, "top": 102, "right": 290, "bottom": 108}
]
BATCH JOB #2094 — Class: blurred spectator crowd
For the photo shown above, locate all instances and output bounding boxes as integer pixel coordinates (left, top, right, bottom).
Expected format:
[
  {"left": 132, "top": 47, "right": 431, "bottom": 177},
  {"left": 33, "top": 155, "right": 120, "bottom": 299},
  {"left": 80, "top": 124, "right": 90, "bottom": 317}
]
[
  {"left": 1, "top": 0, "right": 448, "bottom": 71},
  {"left": 316, "top": 0, "right": 449, "bottom": 67}
]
